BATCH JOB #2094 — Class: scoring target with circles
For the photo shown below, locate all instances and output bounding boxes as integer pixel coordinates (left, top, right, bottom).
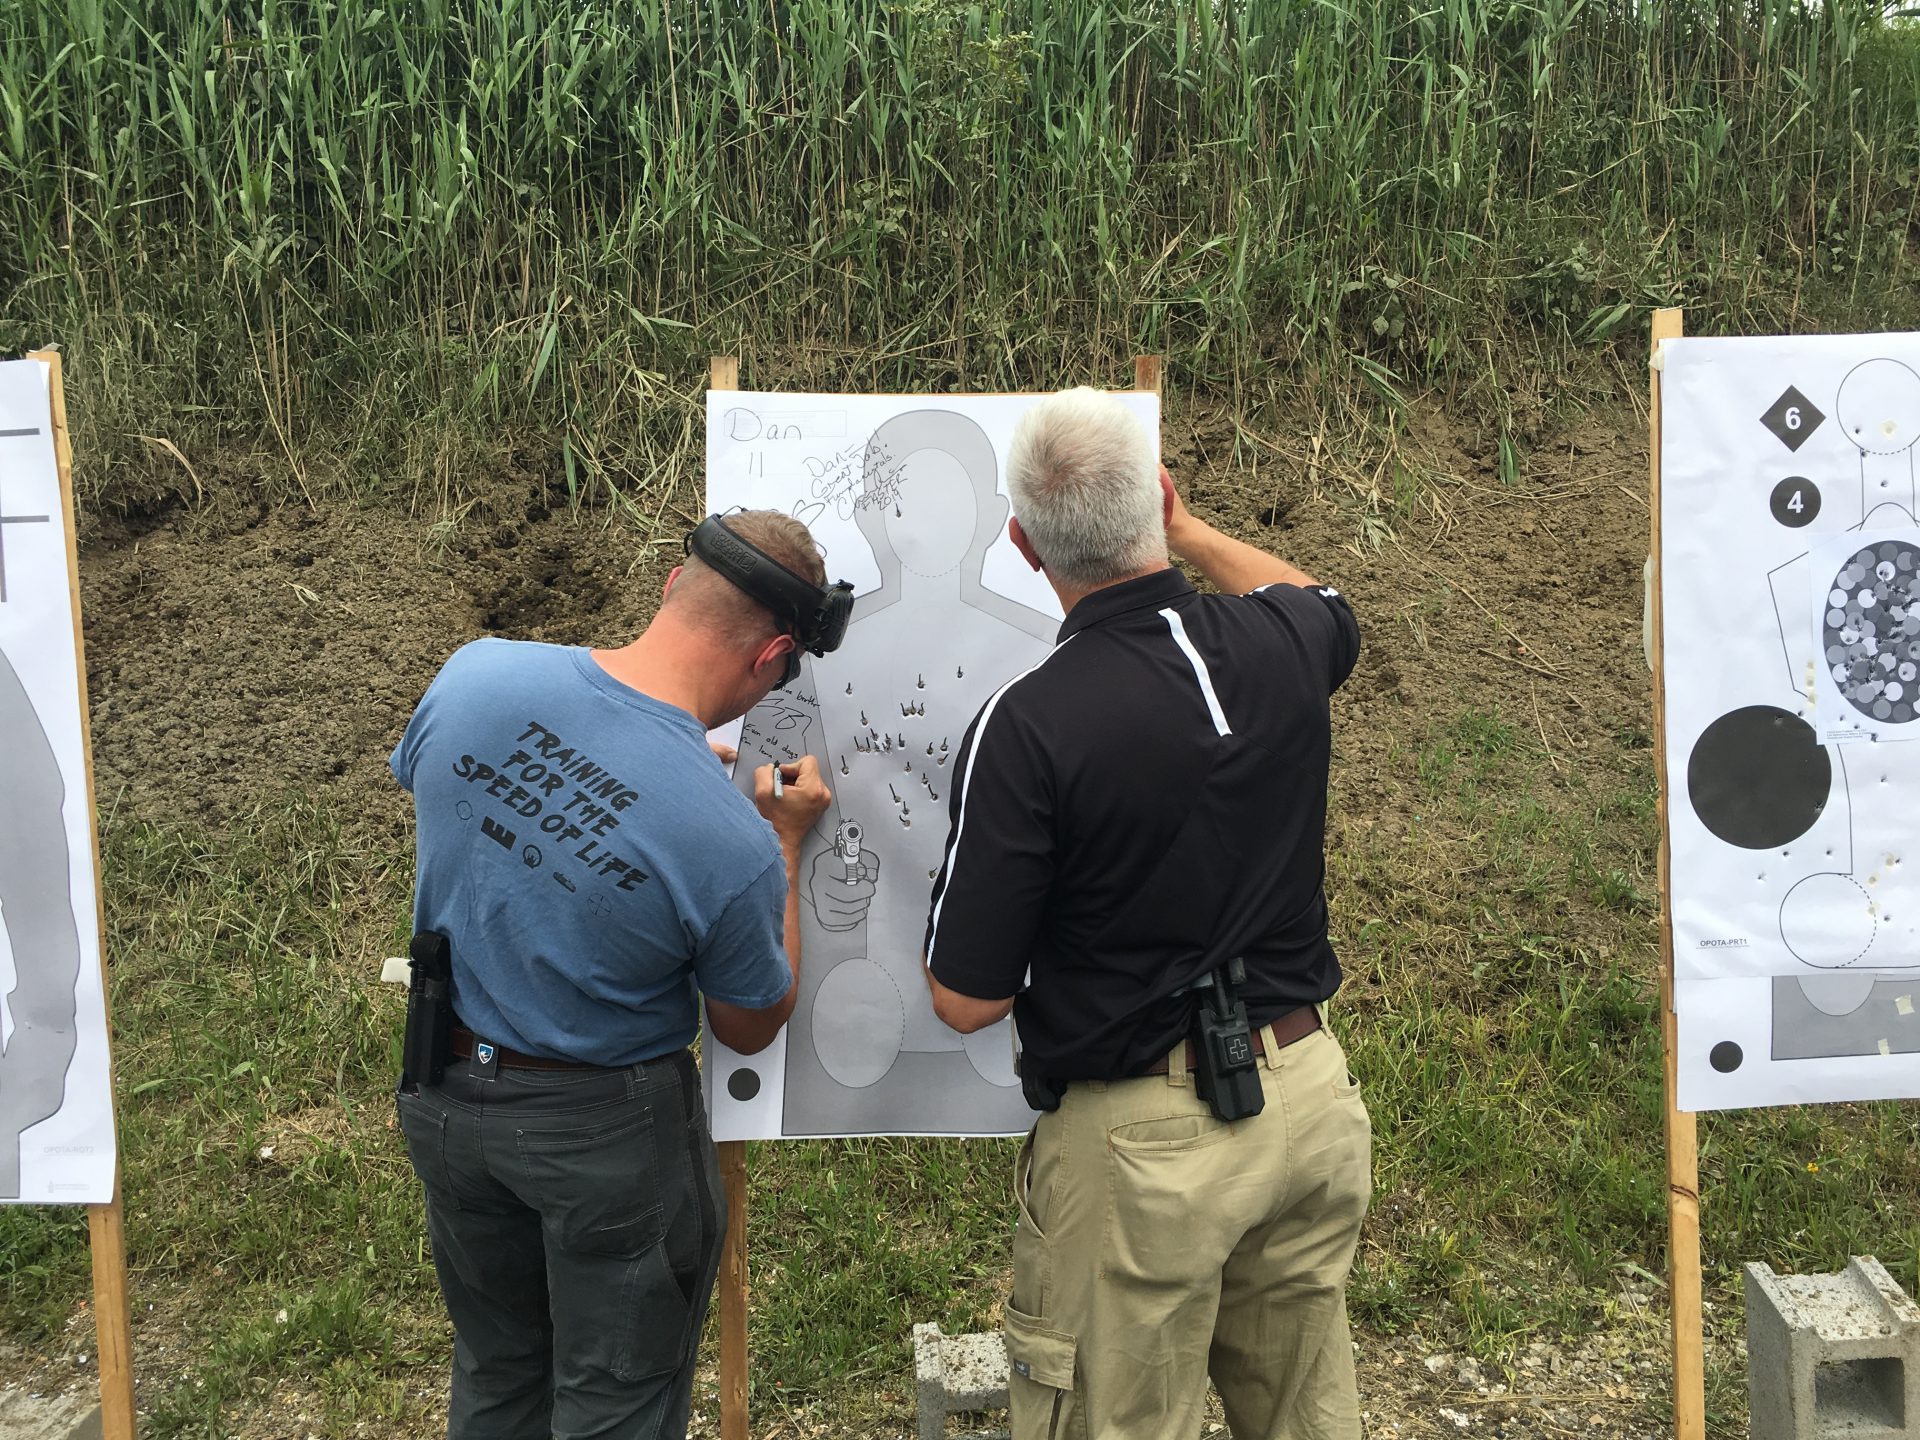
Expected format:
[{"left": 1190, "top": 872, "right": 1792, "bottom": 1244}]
[{"left": 1823, "top": 539, "right": 1920, "bottom": 724}]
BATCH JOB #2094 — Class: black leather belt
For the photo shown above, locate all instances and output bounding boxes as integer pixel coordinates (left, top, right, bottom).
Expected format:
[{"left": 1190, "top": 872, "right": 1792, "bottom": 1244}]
[{"left": 451, "top": 1024, "right": 598, "bottom": 1072}]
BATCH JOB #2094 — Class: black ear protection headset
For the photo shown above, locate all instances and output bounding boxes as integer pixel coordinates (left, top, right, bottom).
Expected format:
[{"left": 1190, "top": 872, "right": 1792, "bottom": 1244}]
[{"left": 685, "top": 514, "right": 855, "bottom": 689}]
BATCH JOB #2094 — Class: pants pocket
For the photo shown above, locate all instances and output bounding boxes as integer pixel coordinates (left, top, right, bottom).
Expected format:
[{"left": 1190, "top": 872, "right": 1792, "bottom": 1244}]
[
  {"left": 1010, "top": 1130, "right": 1051, "bottom": 1317},
  {"left": 1004, "top": 1305, "right": 1080, "bottom": 1440},
  {"left": 395, "top": 1091, "right": 463, "bottom": 1211},
  {"left": 517, "top": 1103, "right": 664, "bottom": 1256},
  {"left": 524, "top": 1103, "right": 693, "bottom": 1387},
  {"left": 611, "top": 1238, "right": 692, "bottom": 1383}
]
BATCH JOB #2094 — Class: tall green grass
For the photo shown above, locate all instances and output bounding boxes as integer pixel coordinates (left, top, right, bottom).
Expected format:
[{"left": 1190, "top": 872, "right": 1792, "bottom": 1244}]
[{"left": 3, "top": 0, "right": 1920, "bottom": 508}]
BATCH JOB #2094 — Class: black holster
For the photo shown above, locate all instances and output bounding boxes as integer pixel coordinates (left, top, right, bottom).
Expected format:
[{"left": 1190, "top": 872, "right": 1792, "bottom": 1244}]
[
  {"left": 1021, "top": 1066, "right": 1066, "bottom": 1114},
  {"left": 400, "top": 931, "right": 455, "bottom": 1093},
  {"left": 1189, "top": 958, "right": 1265, "bottom": 1122}
]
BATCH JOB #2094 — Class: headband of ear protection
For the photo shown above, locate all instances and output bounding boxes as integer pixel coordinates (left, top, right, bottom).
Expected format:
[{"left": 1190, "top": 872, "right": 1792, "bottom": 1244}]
[{"left": 685, "top": 514, "right": 855, "bottom": 686}]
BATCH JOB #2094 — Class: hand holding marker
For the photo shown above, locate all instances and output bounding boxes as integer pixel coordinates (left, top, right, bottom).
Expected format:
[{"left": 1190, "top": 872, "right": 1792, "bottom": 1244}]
[{"left": 755, "top": 756, "right": 830, "bottom": 846}]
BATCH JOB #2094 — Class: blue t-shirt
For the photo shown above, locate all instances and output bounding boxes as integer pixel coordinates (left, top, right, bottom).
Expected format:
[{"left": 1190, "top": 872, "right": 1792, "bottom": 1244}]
[{"left": 390, "top": 638, "right": 790, "bottom": 1066}]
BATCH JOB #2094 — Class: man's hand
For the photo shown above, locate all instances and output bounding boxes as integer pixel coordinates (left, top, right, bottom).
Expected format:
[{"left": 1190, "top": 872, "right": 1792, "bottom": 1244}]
[
  {"left": 808, "top": 845, "right": 880, "bottom": 931},
  {"left": 755, "top": 756, "right": 831, "bottom": 848},
  {"left": 1163, "top": 466, "right": 1204, "bottom": 558},
  {"left": 709, "top": 740, "right": 738, "bottom": 767},
  {"left": 1161, "top": 465, "right": 1319, "bottom": 592}
]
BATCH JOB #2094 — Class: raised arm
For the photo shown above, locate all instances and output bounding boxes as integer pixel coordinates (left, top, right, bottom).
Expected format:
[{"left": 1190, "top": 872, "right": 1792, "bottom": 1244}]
[{"left": 1162, "top": 469, "right": 1319, "bottom": 593}]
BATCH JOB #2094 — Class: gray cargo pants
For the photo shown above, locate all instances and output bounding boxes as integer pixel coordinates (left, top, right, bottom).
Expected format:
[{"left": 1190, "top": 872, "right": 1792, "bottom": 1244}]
[{"left": 396, "top": 1046, "right": 723, "bottom": 1440}]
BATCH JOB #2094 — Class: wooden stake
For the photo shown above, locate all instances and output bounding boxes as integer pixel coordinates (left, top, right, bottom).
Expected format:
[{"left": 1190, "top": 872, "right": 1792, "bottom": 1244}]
[
  {"left": 1645, "top": 310, "right": 1706, "bottom": 1440},
  {"left": 708, "top": 354, "right": 752, "bottom": 1440},
  {"left": 29, "top": 348, "right": 136, "bottom": 1440},
  {"left": 1134, "top": 354, "right": 1162, "bottom": 396},
  {"left": 88, "top": 1188, "right": 136, "bottom": 1439}
]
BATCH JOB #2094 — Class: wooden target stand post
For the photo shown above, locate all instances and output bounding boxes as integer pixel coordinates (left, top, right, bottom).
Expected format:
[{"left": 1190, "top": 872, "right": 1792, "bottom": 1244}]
[
  {"left": 11, "top": 350, "right": 138, "bottom": 1439},
  {"left": 706, "top": 352, "right": 1165, "bottom": 1440},
  {"left": 1646, "top": 308, "right": 1708, "bottom": 1440}
]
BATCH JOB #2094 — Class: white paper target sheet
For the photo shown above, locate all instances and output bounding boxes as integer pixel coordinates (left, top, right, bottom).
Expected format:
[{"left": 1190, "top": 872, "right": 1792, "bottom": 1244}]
[
  {"left": 1661, "top": 334, "right": 1920, "bottom": 1110},
  {"left": 701, "top": 389, "right": 1158, "bottom": 1140},
  {"left": 0, "top": 358, "right": 116, "bottom": 1202}
]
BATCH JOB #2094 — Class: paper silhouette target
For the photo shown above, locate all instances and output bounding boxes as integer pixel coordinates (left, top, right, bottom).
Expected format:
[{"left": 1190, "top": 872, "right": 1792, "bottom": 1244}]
[
  {"left": 702, "top": 390, "right": 1158, "bottom": 1139},
  {"left": 0, "top": 648, "right": 81, "bottom": 1196},
  {"left": 1661, "top": 334, "right": 1920, "bottom": 1111},
  {"left": 0, "top": 359, "right": 116, "bottom": 1202}
]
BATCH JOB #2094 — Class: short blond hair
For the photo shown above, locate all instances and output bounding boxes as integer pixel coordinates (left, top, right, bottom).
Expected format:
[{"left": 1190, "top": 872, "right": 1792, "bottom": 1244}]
[{"left": 671, "top": 510, "right": 827, "bottom": 649}]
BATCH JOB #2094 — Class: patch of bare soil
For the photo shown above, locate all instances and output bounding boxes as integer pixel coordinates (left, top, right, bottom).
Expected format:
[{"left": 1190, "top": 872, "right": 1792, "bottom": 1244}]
[
  {"left": 81, "top": 488, "right": 680, "bottom": 840},
  {"left": 78, "top": 382, "right": 1649, "bottom": 852},
  {"left": 1173, "top": 382, "right": 1651, "bottom": 832}
]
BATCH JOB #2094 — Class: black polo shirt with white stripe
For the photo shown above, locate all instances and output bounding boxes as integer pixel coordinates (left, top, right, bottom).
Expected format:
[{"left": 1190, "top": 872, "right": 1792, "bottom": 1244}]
[{"left": 922, "top": 566, "right": 1360, "bottom": 1082}]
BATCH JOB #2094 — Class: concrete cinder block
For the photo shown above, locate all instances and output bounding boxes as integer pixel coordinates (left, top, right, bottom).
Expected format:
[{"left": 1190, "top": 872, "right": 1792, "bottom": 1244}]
[
  {"left": 0, "top": 1391, "right": 104, "bottom": 1440},
  {"left": 914, "top": 1322, "right": 1011, "bottom": 1440},
  {"left": 1747, "top": 1255, "right": 1920, "bottom": 1440}
]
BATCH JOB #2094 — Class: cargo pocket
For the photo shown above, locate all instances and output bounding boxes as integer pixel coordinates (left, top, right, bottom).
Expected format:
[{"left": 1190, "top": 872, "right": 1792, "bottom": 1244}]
[
  {"left": 1009, "top": 1131, "right": 1051, "bottom": 1316},
  {"left": 1004, "top": 1306, "right": 1080, "bottom": 1440},
  {"left": 611, "top": 1238, "right": 691, "bottom": 1382}
]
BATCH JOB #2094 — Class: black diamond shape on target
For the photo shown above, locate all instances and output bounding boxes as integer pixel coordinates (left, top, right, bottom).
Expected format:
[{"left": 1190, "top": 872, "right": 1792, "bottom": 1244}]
[{"left": 1760, "top": 385, "right": 1825, "bottom": 452}]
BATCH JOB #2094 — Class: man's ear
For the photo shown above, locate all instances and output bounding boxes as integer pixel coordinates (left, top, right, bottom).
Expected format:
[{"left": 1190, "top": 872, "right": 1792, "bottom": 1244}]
[
  {"left": 663, "top": 564, "right": 684, "bottom": 603},
  {"left": 1160, "top": 467, "right": 1176, "bottom": 528},
  {"left": 1009, "top": 516, "right": 1044, "bottom": 573},
  {"left": 754, "top": 631, "right": 796, "bottom": 679}
]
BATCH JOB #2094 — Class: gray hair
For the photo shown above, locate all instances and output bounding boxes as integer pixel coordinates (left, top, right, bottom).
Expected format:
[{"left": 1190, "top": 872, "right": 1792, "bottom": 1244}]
[{"left": 1005, "top": 387, "right": 1162, "bottom": 588}]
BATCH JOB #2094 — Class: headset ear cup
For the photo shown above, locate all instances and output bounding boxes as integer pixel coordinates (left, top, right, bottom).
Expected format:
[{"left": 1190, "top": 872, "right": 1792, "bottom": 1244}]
[{"left": 814, "top": 583, "right": 855, "bottom": 655}]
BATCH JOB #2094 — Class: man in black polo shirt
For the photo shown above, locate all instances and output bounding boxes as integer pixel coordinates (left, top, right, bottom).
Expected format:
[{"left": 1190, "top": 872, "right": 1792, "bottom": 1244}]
[{"left": 923, "top": 388, "right": 1371, "bottom": 1440}]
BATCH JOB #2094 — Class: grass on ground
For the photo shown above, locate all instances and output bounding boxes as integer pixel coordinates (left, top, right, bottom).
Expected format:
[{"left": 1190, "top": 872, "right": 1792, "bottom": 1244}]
[{"left": 4, "top": 681, "right": 1916, "bottom": 1435}]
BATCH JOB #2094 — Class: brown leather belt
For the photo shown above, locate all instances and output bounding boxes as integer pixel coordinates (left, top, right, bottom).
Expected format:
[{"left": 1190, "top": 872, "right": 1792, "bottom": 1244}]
[
  {"left": 451, "top": 1024, "right": 599, "bottom": 1072},
  {"left": 1137, "top": 1005, "right": 1321, "bottom": 1076}
]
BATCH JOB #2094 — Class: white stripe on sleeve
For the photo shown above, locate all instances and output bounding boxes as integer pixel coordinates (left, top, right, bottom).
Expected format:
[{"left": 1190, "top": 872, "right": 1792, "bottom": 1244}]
[{"left": 1159, "top": 606, "right": 1232, "bottom": 736}]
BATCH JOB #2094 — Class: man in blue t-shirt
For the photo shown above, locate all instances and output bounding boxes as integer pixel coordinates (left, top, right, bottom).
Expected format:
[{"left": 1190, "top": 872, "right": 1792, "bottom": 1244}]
[{"left": 390, "top": 510, "right": 833, "bottom": 1440}]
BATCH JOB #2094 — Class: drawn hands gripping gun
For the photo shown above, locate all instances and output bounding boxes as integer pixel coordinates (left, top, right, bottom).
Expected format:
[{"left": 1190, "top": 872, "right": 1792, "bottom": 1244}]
[{"left": 807, "top": 820, "right": 881, "bottom": 932}]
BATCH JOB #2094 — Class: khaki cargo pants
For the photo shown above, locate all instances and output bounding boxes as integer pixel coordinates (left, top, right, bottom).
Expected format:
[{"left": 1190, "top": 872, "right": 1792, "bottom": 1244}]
[{"left": 1005, "top": 1021, "right": 1372, "bottom": 1440}]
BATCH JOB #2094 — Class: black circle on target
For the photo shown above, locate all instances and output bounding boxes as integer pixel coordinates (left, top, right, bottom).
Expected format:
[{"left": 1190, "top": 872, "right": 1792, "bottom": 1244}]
[{"left": 1686, "top": 706, "right": 1830, "bottom": 849}]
